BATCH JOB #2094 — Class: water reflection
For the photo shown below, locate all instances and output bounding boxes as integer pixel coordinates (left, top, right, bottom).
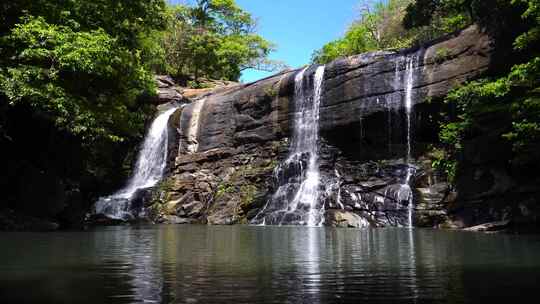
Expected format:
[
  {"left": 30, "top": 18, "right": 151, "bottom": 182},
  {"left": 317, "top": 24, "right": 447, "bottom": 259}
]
[{"left": 1, "top": 226, "right": 540, "bottom": 304}]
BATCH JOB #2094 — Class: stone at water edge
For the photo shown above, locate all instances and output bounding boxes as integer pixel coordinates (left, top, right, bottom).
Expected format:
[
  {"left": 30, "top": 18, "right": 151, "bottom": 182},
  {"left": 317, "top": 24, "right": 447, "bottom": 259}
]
[
  {"left": 464, "top": 220, "right": 511, "bottom": 232},
  {"left": 159, "top": 215, "right": 191, "bottom": 225},
  {"left": 326, "top": 210, "right": 370, "bottom": 228}
]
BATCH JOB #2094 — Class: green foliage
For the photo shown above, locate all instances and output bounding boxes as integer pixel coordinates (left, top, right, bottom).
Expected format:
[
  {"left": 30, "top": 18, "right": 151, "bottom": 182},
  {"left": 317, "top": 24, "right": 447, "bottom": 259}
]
[
  {"left": 403, "top": 0, "right": 440, "bottom": 29},
  {"left": 312, "top": 25, "right": 377, "bottom": 64},
  {"left": 403, "top": 0, "right": 473, "bottom": 29},
  {"left": 402, "top": 0, "right": 473, "bottom": 45},
  {"left": 239, "top": 184, "right": 258, "bottom": 207},
  {"left": 0, "top": 0, "right": 169, "bottom": 204},
  {"left": 157, "top": 178, "right": 174, "bottom": 193},
  {"left": 0, "top": 1, "right": 168, "bottom": 50},
  {"left": 312, "top": 0, "right": 414, "bottom": 64},
  {"left": 433, "top": 0, "right": 540, "bottom": 173},
  {"left": 214, "top": 159, "right": 277, "bottom": 203},
  {"left": 0, "top": 0, "right": 281, "bottom": 216},
  {"left": 263, "top": 85, "right": 279, "bottom": 98},
  {"left": 216, "top": 182, "right": 235, "bottom": 198},
  {"left": 434, "top": 47, "right": 451, "bottom": 63},
  {"left": 430, "top": 147, "right": 457, "bottom": 182},
  {"left": 311, "top": 0, "right": 473, "bottom": 64},
  {"left": 0, "top": 16, "right": 154, "bottom": 143},
  {"left": 160, "top": 0, "right": 285, "bottom": 82},
  {"left": 503, "top": 57, "right": 540, "bottom": 156},
  {"left": 513, "top": 0, "right": 540, "bottom": 50},
  {"left": 0, "top": 1, "right": 168, "bottom": 145}
]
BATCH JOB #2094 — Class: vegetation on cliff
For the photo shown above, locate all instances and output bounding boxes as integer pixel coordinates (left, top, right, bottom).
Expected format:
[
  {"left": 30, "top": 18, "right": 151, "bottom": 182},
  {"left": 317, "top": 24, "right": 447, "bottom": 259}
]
[
  {"left": 0, "top": 0, "right": 168, "bottom": 228},
  {"left": 159, "top": 0, "right": 286, "bottom": 84},
  {"left": 311, "top": 0, "right": 471, "bottom": 64},
  {"left": 0, "top": 0, "right": 277, "bottom": 146},
  {"left": 314, "top": 0, "right": 540, "bottom": 183},
  {"left": 421, "top": 0, "right": 540, "bottom": 178},
  {"left": 0, "top": 0, "right": 276, "bottom": 228}
]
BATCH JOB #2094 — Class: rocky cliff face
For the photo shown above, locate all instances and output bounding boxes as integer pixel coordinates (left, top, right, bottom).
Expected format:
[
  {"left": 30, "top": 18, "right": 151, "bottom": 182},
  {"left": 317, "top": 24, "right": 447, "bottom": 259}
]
[{"left": 149, "top": 25, "right": 504, "bottom": 228}]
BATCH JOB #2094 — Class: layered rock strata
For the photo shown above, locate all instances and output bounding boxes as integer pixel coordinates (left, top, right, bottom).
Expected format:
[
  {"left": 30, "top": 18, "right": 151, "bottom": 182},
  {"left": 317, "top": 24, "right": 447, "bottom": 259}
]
[{"left": 150, "top": 25, "right": 503, "bottom": 228}]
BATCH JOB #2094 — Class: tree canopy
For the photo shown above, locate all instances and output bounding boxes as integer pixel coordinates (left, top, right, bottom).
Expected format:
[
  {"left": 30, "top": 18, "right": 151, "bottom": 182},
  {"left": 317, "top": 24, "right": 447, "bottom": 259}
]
[
  {"left": 313, "top": 0, "right": 414, "bottom": 64},
  {"left": 0, "top": 0, "right": 279, "bottom": 213},
  {"left": 160, "top": 0, "right": 286, "bottom": 84},
  {"left": 312, "top": 0, "right": 474, "bottom": 64},
  {"left": 0, "top": 1, "right": 168, "bottom": 145},
  {"left": 439, "top": 0, "right": 539, "bottom": 170}
]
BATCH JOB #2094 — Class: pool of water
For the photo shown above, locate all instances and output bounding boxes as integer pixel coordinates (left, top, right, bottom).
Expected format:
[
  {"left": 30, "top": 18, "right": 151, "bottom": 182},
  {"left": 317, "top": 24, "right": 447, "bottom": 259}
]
[{"left": 1, "top": 225, "right": 539, "bottom": 303}]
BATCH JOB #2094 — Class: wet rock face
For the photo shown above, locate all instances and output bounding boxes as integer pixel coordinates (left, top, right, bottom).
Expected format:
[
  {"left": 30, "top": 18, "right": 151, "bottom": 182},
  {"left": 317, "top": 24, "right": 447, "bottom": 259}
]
[
  {"left": 315, "top": 140, "right": 453, "bottom": 228},
  {"left": 151, "top": 25, "right": 501, "bottom": 228},
  {"left": 172, "top": 26, "right": 491, "bottom": 157},
  {"left": 149, "top": 141, "right": 287, "bottom": 225},
  {"left": 319, "top": 25, "right": 491, "bottom": 132}
]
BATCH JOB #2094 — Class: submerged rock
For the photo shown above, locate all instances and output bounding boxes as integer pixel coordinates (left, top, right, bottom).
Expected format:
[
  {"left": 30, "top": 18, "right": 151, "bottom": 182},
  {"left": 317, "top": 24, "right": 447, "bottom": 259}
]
[{"left": 464, "top": 220, "right": 511, "bottom": 232}]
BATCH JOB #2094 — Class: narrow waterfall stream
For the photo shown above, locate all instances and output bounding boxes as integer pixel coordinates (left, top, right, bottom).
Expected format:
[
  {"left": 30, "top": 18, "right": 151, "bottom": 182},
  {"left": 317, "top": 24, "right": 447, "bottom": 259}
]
[
  {"left": 94, "top": 107, "right": 178, "bottom": 220},
  {"left": 399, "top": 56, "right": 417, "bottom": 228},
  {"left": 252, "top": 66, "right": 326, "bottom": 226}
]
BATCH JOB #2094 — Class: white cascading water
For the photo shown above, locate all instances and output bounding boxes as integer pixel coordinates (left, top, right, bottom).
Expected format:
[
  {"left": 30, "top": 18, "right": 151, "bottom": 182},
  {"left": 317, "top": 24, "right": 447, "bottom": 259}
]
[
  {"left": 298, "top": 66, "right": 325, "bottom": 226},
  {"left": 400, "top": 56, "right": 416, "bottom": 228},
  {"left": 94, "top": 107, "right": 178, "bottom": 220},
  {"left": 252, "top": 66, "right": 326, "bottom": 226},
  {"left": 405, "top": 57, "right": 415, "bottom": 165}
]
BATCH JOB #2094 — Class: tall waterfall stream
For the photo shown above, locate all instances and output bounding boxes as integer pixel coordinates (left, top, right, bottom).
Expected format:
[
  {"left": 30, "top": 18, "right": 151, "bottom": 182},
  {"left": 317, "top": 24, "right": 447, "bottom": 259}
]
[
  {"left": 93, "top": 107, "right": 178, "bottom": 220},
  {"left": 252, "top": 57, "right": 419, "bottom": 228},
  {"left": 402, "top": 56, "right": 417, "bottom": 228},
  {"left": 253, "top": 66, "right": 326, "bottom": 226}
]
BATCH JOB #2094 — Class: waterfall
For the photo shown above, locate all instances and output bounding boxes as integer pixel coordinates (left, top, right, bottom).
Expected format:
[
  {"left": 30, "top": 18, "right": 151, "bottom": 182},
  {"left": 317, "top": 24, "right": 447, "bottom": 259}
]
[
  {"left": 252, "top": 66, "right": 326, "bottom": 226},
  {"left": 94, "top": 107, "right": 178, "bottom": 221},
  {"left": 296, "top": 66, "right": 325, "bottom": 227},
  {"left": 405, "top": 57, "right": 414, "bottom": 165},
  {"left": 397, "top": 56, "right": 417, "bottom": 228}
]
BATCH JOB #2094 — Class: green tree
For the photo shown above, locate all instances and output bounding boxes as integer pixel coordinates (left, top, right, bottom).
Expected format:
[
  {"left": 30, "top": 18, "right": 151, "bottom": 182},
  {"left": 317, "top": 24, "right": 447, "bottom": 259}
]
[
  {"left": 403, "top": 0, "right": 473, "bottom": 29},
  {"left": 312, "top": 0, "right": 414, "bottom": 64},
  {"left": 422, "top": 0, "right": 540, "bottom": 174},
  {"left": 161, "top": 0, "right": 285, "bottom": 82},
  {"left": 0, "top": 1, "right": 169, "bottom": 144},
  {"left": 0, "top": 1, "right": 170, "bottom": 217}
]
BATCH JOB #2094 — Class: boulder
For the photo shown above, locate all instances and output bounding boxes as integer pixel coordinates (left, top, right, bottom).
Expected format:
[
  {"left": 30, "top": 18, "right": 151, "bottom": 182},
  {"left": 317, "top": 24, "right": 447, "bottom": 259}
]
[
  {"left": 325, "top": 210, "right": 370, "bottom": 228},
  {"left": 464, "top": 220, "right": 511, "bottom": 232},
  {"left": 160, "top": 215, "right": 191, "bottom": 225}
]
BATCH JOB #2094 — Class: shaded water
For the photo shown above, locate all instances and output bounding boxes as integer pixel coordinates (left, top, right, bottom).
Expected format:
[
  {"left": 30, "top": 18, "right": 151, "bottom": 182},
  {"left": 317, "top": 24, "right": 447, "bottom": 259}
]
[{"left": 1, "top": 225, "right": 539, "bottom": 304}]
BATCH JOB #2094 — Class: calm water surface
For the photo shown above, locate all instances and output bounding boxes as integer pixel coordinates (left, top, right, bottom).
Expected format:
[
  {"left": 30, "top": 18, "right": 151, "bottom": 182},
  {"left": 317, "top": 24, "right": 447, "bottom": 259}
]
[{"left": 1, "top": 225, "right": 539, "bottom": 304}]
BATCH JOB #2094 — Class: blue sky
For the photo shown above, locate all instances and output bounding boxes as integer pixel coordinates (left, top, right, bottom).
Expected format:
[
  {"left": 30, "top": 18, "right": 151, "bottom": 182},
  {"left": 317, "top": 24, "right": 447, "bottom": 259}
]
[{"left": 168, "top": 0, "right": 361, "bottom": 82}]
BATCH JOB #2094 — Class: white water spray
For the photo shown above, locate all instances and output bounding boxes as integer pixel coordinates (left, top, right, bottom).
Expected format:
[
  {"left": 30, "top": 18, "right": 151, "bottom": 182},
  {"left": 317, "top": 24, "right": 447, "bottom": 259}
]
[
  {"left": 403, "top": 56, "right": 416, "bottom": 228},
  {"left": 252, "top": 66, "right": 326, "bottom": 226},
  {"left": 293, "top": 66, "right": 325, "bottom": 227},
  {"left": 94, "top": 107, "right": 178, "bottom": 220}
]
